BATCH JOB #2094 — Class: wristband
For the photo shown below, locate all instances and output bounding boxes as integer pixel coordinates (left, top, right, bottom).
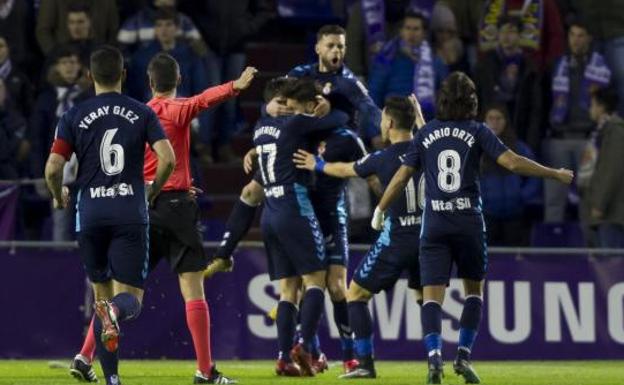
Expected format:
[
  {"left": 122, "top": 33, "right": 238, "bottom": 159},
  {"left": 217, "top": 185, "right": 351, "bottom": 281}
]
[{"left": 314, "top": 156, "right": 326, "bottom": 173}]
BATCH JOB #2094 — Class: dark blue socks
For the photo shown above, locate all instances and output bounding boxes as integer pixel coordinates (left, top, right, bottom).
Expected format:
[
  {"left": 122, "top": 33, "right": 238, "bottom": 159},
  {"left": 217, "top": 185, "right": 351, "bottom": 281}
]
[
  {"left": 458, "top": 296, "right": 483, "bottom": 360},
  {"left": 422, "top": 301, "right": 443, "bottom": 358},
  {"left": 215, "top": 198, "right": 257, "bottom": 258},
  {"left": 276, "top": 301, "right": 297, "bottom": 362},
  {"left": 348, "top": 301, "right": 374, "bottom": 360},
  {"left": 332, "top": 299, "right": 354, "bottom": 361},
  {"left": 299, "top": 287, "right": 325, "bottom": 353},
  {"left": 95, "top": 293, "right": 141, "bottom": 385}
]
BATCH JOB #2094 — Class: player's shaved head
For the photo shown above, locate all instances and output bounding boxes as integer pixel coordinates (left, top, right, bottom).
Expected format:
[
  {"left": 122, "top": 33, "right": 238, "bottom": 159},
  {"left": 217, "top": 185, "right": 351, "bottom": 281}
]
[
  {"left": 148, "top": 52, "right": 180, "bottom": 93},
  {"left": 281, "top": 78, "right": 320, "bottom": 104},
  {"left": 384, "top": 96, "right": 415, "bottom": 131},
  {"left": 436, "top": 71, "right": 478, "bottom": 121},
  {"left": 90, "top": 45, "right": 124, "bottom": 87},
  {"left": 263, "top": 77, "right": 294, "bottom": 103},
  {"left": 316, "top": 24, "right": 346, "bottom": 42}
]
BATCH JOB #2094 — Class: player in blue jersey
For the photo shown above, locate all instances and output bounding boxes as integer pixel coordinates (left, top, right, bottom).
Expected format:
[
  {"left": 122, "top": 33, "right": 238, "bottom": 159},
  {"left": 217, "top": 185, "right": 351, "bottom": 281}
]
[
  {"left": 207, "top": 24, "right": 381, "bottom": 372},
  {"left": 252, "top": 77, "right": 350, "bottom": 376},
  {"left": 44, "top": 46, "right": 176, "bottom": 385},
  {"left": 372, "top": 72, "right": 574, "bottom": 384},
  {"left": 294, "top": 95, "right": 426, "bottom": 379}
]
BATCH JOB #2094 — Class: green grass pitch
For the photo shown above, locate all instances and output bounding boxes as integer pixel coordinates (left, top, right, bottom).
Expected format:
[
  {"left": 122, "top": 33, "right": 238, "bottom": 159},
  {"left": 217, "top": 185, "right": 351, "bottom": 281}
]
[{"left": 0, "top": 360, "right": 623, "bottom": 385}]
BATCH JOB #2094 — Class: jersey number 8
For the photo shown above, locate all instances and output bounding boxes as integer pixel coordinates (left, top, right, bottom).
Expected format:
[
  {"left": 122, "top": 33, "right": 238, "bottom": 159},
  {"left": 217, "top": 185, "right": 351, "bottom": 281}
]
[
  {"left": 437, "top": 150, "right": 461, "bottom": 193},
  {"left": 100, "top": 128, "right": 125, "bottom": 176}
]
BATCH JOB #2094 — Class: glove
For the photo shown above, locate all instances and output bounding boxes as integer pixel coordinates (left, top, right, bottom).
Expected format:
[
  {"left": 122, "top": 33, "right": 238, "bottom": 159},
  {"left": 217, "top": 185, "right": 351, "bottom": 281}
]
[{"left": 371, "top": 206, "right": 385, "bottom": 231}]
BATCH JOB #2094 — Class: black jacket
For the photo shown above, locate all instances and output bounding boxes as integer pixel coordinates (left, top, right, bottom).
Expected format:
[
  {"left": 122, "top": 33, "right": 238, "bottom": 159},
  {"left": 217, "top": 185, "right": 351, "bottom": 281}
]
[{"left": 476, "top": 50, "right": 543, "bottom": 152}]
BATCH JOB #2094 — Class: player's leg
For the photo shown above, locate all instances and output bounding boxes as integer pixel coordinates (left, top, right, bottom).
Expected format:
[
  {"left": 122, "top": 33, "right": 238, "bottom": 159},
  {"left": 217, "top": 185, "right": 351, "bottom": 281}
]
[
  {"left": 340, "top": 281, "right": 376, "bottom": 379},
  {"left": 420, "top": 235, "right": 453, "bottom": 385},
  {"left": 89, "top": 225, "right": 147, "bottom": 385},
  {"left": 326, "top": 264, "right": 355, "bottom": 366},
  {"left": 70, "top": 281, "right": 112, "bottom": 383},
  {"left": 276, "top": 276, "right": 302, "bottom": 376},
  {"left": 452, "top": 226, "right": 488, "bottom": 384},
  {"left": 205, "top": 179, "right": 264, "bottom": 277}
]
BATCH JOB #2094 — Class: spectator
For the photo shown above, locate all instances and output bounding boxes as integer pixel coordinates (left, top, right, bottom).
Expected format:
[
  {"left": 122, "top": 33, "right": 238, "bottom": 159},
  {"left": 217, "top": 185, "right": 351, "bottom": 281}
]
[
  {"left": 579, "top": 87, "right": 624, "bottom": 248},
  {"left": 127, "top": 8, "right": 208, "bottom": 103},
  {"left": 61, "top": 2, "right": 96, "bottom": 66},
  {"left": 475, "top": 16, "right": 542, "bottom": 152},
  {"left": 36, "top": 0, "right": 118, "bottom": 55},
  {"left": 117, "top": 0, "right": 205, "bottom": 56},
  {"left": 478, "top": 0, "right": 565, "bottom": 71},
  {"left": 433, "top": 24, "right": 468, "bottom": 74},
  {"left": 559, "top": 0, "right": 624, "bottom": 115},
  {"left": 181, "top": 0, "right": 274, "bottom": 163},
  {"left": 368, "top": 10, "right": 448, "bottom": 120},
  {"left": 480, "top": 104, "right": 541, "bottom": 246},
  {"left": 544, "top": 20, "right": 611, "bottom": 223},
  {"left": 0, "top": 78, "right": 28, "bottom": 180},
  {"left": 29, "top": 46, "right": 88, "bottom": 179},
  {"left": 445, "top": 0, "right": 484, "bottom": 71},
  {"left": 0, "top": 0, "right": 29, "bottom": 67},
  {"left": 0, "top": 35, "right": 33, "bottom": 117},
  {"left": 346, "top": 0, "right": 456, "bottom": 78}
]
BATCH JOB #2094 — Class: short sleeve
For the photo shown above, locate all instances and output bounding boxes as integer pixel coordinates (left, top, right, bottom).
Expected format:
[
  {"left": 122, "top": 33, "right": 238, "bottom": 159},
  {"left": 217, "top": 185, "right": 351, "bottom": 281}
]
[
  {"left": 54, "top": 112, "right": 74, "bottom": 147},
  {"left": 353, "top": 151, "right": 382, "bottom": 178},
  {"left": 478, "top": 123, "right": 509, "bottom": 160},
  {"left": 402, "top": 138, "right": 421, "bottom": 169},
  {"left": 145, "top": 109, "right": 167, "bottom": 146}
]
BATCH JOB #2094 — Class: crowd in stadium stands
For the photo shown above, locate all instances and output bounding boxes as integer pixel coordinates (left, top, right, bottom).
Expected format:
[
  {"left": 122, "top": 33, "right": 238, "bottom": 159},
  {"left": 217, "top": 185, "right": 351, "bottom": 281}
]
[{"left": 0, "top": 0, "right": 623, "bottom": 247}]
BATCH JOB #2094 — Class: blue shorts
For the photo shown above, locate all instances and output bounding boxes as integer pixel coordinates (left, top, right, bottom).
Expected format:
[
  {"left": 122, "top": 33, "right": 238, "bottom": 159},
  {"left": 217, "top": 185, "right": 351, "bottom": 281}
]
[
  {"left": 420, "top": 214, "right": 487, "bottom": 286},
  {"left": 353, "top": 220, "right": 421, "bottom": 294},
  {"left": 77, "top": 224, "right": 150, "bottom": 288},
  {"left": 313, "top": 191, "right": 349, "bottom": 267},
  {"left": 261, "top": 185, "right": 326, "bottom": 280}
]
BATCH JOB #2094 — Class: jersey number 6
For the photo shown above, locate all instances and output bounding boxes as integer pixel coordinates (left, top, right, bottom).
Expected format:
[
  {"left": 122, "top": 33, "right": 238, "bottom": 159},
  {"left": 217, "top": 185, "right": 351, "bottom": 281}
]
[{"left": 100, "top": 128, "right": 125, "bottom": 176}]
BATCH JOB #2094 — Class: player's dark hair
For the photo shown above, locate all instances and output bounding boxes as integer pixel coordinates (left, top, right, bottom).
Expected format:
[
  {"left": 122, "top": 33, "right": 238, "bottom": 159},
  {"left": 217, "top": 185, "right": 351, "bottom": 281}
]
[
  {"left": 591, "top": 86, "right": 619, "bottom": 114},
  {"left": 403, "top": 10, "right": 428, "bottom": 30},
  {"left": 384, "top": 96, "right": 415, "bottom": 131},
  {"left": 280, "top": 77, "right": 321, "bottom": 104},
  {"left": 67, "top": 2, "right": 90, "bottom": 15},
  {"left": 317, "top": 24, "right": 346, "bottom": 41},
  {"left": 263, "top": 77, "right": 295, "bottom": 103},
  {"left": 436, "top": 72, "right": 478, "bottom": 121},
  {"left": 154, "top": 7, "right": 179, "bottom": 25},
  {"left": 89, "top": 45, "right": 124, "bottom": 87},
  {"left": 147, "top": 52, "right": 179, "bottom": 92}
]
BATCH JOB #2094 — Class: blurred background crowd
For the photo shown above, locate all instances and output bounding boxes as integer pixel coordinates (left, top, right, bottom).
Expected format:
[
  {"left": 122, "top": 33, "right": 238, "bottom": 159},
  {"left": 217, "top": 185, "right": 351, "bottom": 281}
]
[{"left": 1, "top": 0, "right": 623, "bottom": 248}]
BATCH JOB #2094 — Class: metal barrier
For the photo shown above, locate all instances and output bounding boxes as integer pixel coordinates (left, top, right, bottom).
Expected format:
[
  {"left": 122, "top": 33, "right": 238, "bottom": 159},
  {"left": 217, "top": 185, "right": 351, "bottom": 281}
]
[{"left": 1, "top": 240, "right": 623, "bottom": 255}]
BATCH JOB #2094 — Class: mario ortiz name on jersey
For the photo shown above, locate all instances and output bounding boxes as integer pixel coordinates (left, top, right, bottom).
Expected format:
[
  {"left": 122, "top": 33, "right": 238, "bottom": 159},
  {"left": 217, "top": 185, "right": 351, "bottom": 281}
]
[
  {"left": 422, "top": 126, "right": 475, "bottom": 149},
  {"left": 78, "top": 105, "right": 140, "bottom": 130}
]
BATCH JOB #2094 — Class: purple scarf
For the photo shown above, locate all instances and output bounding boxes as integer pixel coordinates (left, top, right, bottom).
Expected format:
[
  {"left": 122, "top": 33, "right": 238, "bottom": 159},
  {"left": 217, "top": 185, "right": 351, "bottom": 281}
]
[
  {"left": 550, "top": 51, "right": 611, "bottom": 125},
  {"left": 377, "top": 37, "right": 435, "bottom": 113},
  {"left": 479, "top": 0, "right": 543, "bottom": 51}
]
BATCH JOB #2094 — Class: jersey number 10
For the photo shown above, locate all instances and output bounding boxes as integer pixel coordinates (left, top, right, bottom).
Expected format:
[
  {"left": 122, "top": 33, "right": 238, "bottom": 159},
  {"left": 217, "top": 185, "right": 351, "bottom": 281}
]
[{"left": 100, "top": 128, "right": 125, "bottom": 176}]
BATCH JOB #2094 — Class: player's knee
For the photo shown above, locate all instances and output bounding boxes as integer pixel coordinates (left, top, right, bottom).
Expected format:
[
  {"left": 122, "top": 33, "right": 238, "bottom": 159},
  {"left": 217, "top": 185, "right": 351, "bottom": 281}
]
[
  {"left": 241, "top": 181, "right": 263, "bottom": 206},
  {"left": 327, "top": 281, "right": 346, "bottom": 301},
  {"left": 347, "top": 282, "right": 372, "bottom": 302},
  {"left": 303, "top": 271, "right": 326, "bottom": 289},
  {"left": 463, "top": 279, "right": 484, "bottom": 297}
]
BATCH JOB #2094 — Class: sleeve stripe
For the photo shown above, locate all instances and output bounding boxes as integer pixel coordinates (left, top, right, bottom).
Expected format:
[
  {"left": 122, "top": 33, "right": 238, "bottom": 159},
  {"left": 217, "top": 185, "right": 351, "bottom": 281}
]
[{"left": 50, "top": 138, "right": 73, "bottom": 161}]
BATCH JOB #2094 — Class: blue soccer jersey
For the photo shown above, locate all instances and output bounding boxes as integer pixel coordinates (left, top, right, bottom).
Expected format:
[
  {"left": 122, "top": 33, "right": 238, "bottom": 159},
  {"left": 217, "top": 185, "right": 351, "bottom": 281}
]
[
  {"left": 403, "top": 119, "right": 508, "bottom": 217},
  {"left": 252, "top": 110, "right": 348, "bottom": 200},
  {"left": 355, "top": 141, "right": 424, "bottom": 228},
  {"left": 288, "top": 64, "right": 381, "bottom": 139},
  {"left": 55, "top": 92, "right": 166, "bottom": 230}
]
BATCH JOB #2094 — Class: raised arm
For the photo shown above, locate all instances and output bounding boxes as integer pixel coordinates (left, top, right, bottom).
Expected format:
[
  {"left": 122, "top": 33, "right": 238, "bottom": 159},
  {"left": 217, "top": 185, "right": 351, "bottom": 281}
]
[
  {"left": 372, "top": 165, "right": 415, "bottom": 230},
  {"left": 293, "top": 149, "right": 357, "bottom": 178},
  {"left": 496, "top": 150, "right": 573, "bottom": 184}
]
